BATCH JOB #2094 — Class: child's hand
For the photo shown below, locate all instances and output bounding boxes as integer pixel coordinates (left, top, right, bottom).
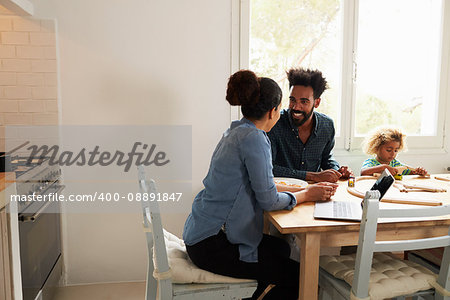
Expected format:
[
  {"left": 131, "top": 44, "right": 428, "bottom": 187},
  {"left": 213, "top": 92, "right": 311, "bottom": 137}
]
[
  {"left": 384, "top": 165, "right": 398, "bottom": 176},
  {"left": 413, "top": 167, "right": 428, "bottom": 176}
]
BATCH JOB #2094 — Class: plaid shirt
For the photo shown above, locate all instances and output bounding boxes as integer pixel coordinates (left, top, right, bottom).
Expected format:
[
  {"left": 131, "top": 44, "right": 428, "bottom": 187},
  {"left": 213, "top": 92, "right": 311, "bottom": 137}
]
[{"left": 267, "top": 109, "right": 339, "bottom": 180}]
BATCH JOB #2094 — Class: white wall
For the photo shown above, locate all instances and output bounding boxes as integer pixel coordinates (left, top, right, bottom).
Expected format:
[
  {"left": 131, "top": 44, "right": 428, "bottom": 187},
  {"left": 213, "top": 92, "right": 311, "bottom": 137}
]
[{"left": 32, "top": 0, "right": 232, "bottom": 284}]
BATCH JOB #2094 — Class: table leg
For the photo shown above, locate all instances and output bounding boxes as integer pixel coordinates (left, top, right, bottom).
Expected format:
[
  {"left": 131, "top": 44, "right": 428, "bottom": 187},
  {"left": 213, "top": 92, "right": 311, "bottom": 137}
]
[{"left": 296, "top": 232, "right": 321, "bottom": 300}]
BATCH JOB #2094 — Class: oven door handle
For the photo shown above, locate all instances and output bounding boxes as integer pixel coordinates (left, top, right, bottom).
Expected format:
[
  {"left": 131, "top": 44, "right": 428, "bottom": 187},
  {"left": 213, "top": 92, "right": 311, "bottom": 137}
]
[{"left": 20, "top": 185, "right": 65, "bottom": 223}]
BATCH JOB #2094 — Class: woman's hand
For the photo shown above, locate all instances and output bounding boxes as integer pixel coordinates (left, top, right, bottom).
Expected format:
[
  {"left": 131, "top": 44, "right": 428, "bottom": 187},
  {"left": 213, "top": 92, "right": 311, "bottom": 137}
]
[
  {"left": 315, "top": 182, "right": 339, "bottom": 197},
  {"left": 275, "top": 183, "right": 305, "bottom": 193},
  {"left": 300, "top": 182, "right": 338, "bottom": 203}
]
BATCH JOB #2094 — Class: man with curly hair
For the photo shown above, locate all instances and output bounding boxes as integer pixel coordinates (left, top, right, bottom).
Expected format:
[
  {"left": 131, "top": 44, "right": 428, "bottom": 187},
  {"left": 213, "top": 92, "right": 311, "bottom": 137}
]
[{"left": 268, "top": 67, "right": 352, "bottom": 183}]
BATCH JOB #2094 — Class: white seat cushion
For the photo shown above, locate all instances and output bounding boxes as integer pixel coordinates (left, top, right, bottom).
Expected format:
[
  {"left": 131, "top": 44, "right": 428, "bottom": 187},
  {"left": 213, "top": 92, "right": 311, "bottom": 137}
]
[
  {"left": 320, "top": 252, "right": 437, "bottom": 300},
  {"left": 156, "top": 230, "right": 254, "bottom": 284}
]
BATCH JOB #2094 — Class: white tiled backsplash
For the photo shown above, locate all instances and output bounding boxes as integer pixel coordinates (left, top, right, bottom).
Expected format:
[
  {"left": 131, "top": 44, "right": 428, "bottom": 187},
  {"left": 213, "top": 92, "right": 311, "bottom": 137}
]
[{"left": 0, "top": 17, "right": 58, "bottom": 127}]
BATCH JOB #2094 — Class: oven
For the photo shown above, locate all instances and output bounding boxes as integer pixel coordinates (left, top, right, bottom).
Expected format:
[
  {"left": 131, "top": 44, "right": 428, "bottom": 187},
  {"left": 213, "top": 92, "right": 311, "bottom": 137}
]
[{"left": 12, "top": 156, "right": 64, "bottom": 300}]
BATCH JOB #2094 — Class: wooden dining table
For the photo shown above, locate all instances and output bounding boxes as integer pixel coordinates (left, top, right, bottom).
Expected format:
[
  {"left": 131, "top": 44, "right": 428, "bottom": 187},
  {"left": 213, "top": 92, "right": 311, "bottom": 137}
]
[{"left": 265, "top": 174, "right": 450, "bottom": 300}]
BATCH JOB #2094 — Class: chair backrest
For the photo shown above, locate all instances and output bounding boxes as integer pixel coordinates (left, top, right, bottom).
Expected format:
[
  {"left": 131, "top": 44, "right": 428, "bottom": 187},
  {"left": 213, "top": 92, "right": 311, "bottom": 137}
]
[
  {"left": 351, "top": 190, "right": 450, "bottom": 300},
  {"left": 138, "top": 166, "right": 173, "bottom": 299}
]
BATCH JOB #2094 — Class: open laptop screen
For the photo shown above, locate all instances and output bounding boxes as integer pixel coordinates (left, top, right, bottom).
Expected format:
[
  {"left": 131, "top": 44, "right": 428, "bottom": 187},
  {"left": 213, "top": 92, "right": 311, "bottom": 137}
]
[
  {"left": 313, "top": 168, "right": 395, "bottom": 221},
  {"left": 370, "top": 169, "right": 395, "bottom": 200}
]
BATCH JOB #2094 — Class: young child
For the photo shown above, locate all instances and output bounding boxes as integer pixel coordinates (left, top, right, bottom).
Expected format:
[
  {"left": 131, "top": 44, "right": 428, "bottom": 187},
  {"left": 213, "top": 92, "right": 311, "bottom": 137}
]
[{"left": 361, "top": 127, "right": 428, "bottom": 176}]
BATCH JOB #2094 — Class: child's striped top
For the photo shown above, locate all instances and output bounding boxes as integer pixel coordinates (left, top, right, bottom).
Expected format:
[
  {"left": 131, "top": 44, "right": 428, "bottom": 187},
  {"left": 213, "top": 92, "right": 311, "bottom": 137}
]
[{"left": 361, "top": 158, "right": 412, "bottom": 175}]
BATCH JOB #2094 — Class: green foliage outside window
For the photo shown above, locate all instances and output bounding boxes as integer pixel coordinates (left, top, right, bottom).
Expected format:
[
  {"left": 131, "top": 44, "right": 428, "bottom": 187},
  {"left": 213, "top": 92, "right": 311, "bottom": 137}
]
[
  {"left": 250, "top": 0, "right": 429, "bottom": 137},
  {"left": 250, "top": 0, "right": 340, "bottom": 129}
]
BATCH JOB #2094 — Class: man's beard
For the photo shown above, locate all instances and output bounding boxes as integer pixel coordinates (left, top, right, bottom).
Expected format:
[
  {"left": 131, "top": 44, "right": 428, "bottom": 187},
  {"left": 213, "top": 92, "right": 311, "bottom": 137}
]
[{"left": 289, "top": 106, "right": 314, "bottom": 127}]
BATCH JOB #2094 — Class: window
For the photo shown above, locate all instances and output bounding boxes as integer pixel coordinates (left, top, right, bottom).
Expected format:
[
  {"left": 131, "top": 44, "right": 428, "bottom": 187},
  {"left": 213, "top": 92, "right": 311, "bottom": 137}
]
[
  {"left": 249, "top": 0, "right": 342, "bottom": 135},
  {"left": 355, "top": 0, "right": 442, "bottom": 138},
  {"left": 235, "top": 0, "right": 448, "bottom": 150}
]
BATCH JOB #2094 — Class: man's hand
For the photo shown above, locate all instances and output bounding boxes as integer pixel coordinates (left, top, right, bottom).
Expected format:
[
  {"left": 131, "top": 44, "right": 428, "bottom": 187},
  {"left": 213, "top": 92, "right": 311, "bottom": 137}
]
[
  {"left": 304, "top": 182, "right": 338, "bottom": 202},
  {"left": 338, "top": 166, "right": 353, "bottom": 179},
  {"left": 307, "top": 169, "right": 342, "bottom": 183}
]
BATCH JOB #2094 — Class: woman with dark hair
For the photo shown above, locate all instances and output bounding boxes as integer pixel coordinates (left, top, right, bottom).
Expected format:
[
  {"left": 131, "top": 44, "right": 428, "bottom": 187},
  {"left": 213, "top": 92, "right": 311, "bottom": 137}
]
[{"left": 183, "top": 70, "right": 337, "bottom": 299}]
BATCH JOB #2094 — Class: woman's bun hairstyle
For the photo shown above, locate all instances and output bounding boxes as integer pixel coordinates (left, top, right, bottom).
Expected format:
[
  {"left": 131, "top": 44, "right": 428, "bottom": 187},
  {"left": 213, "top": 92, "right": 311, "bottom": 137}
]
[
  {"left": 226, "top": 70, "right": 260, "bottom": 106},
  {"left": 225, "top": 70, "right": 282, "bottom": 120}
]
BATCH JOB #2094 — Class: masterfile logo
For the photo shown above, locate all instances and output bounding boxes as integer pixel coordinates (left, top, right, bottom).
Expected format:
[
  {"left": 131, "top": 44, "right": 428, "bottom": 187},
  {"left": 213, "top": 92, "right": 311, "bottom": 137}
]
[{"left": 11, "top": 141, "right": 170, "bottom": 172}]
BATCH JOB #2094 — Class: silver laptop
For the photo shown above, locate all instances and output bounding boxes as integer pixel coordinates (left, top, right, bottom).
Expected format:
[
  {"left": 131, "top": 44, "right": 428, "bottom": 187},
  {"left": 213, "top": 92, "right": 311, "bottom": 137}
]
[{"left": 314, "top": 169, "right": 395, "bottom": 221}]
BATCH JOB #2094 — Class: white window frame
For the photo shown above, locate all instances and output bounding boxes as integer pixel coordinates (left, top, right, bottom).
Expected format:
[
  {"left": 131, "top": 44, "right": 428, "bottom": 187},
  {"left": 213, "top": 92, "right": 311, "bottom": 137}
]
[{"left": 232, "top": 0, "right": 450, "bottom": 153}]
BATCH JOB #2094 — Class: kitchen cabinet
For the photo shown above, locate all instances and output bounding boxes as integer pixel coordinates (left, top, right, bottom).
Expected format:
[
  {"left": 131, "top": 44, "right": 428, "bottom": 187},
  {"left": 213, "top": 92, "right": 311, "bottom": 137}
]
[
  {"left": 0, "top": 206, "right": 13, "bottom": 300},
  {"left": 0, "top": 173, "right": 17, "bottom": 300}
]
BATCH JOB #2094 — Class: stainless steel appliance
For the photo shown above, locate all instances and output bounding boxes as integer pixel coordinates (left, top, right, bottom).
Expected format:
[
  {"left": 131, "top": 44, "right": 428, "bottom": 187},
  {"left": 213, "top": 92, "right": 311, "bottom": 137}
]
[{"left": 11, "top": 156, "right": 64, "bottom": 300}]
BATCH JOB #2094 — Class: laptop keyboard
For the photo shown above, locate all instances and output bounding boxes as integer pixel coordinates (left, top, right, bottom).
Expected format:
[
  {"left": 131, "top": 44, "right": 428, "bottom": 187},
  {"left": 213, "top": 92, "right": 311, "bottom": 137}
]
[{"left": 333, "top": 201, "right": 353, "bottom": 218}]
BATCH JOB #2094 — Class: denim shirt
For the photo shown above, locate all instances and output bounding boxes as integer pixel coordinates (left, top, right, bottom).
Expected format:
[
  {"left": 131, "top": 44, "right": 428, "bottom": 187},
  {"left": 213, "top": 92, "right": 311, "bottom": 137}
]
[
  {"left": 268, "top": 109, "right": 339, "bottom": 180},
  {"left": 183, "top": 118, "right": 296, "bottom": 263}
]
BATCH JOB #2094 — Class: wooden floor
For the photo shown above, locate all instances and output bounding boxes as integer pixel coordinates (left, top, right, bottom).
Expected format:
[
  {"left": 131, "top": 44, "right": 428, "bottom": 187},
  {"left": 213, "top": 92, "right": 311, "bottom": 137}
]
[
  {"left": 52, "top": 280, "right": 420, "bottom": 300},
  {"left": 54, "top": 282, "right": 146, "bottom": 300}
]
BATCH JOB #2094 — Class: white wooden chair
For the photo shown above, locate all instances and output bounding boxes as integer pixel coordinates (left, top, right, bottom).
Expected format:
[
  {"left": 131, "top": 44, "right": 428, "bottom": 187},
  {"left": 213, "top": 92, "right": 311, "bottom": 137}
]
[
  {"left": 319, "top": 190, "right": 450, "bottom": 300},
  {"left": 137, "top": 167, "right": 257, "bottom": 300}
]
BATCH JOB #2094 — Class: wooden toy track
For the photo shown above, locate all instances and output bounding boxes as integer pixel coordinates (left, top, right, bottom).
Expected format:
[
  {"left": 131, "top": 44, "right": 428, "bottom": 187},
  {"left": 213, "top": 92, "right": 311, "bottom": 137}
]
[
  {"left": 347, "top": 176, "right": 444, "bottom": 206},
  {"left": 435, "top": 175, "right": 450, "bottom": 182}
]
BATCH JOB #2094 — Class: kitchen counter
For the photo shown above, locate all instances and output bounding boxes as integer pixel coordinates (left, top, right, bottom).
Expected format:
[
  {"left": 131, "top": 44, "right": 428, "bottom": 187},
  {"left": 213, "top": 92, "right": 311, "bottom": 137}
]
[{"left": 0, "top": 172, "right": 16, "bottom": 209}]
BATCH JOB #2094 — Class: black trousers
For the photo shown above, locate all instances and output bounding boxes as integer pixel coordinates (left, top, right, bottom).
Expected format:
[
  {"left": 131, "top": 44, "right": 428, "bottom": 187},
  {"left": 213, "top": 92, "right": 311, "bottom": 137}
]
[{"left": 186, "top": 231, "right": 300, "bottom": 300}]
